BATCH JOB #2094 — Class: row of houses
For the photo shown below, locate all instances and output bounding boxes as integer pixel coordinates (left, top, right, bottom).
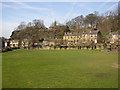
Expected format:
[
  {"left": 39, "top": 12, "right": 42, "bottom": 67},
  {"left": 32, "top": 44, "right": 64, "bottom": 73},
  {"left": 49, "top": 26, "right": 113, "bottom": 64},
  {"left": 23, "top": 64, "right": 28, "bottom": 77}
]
[
  {"left": 1, "top": 29, "right": 119, "bottom": 51},
  {"left": 62, "top": 29, "right": 119, "bottom": 50},
  {"left": 63, "top": 29, "right": 103, "bottom": 45}
]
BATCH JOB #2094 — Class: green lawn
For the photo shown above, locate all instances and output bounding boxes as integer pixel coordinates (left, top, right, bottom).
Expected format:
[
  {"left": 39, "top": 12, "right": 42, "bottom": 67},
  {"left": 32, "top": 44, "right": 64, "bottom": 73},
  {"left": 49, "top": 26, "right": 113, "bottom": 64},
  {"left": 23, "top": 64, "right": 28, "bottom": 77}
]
[{"left": 2, "top": 49, "right": 118, "bottom": 88}]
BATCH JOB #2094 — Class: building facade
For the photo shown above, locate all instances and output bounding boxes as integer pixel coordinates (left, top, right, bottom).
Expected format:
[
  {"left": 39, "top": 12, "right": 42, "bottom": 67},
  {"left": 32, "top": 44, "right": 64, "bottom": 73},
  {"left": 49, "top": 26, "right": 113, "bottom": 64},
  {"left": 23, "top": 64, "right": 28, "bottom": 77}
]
[
  {"left": 63, "top": 29, "right": 103, "bottom": 46},
  {"left": 109, "top": 31, "right": 119, "bottom": 44},
  {"left": 10, "top": 40, "right": 20, "bottom": 48}
]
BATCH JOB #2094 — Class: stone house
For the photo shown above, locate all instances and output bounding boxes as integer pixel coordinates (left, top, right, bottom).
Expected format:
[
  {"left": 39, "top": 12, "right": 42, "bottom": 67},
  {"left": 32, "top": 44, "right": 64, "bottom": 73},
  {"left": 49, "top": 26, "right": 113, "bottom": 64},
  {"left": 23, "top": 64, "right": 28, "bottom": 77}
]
[
  {"left": 43, "top": 39, "right": 56, "bottom": 46},
  {"left": 21, "top": 39, "right": 29, "bottom": 48},
  {"left": 63, "top": 29, "right": 103, "bottom": 46},
  {"left": 42, "top": 39, "right": 55, "bottom": 49},
  {"left": 5, "top": 39, "right": 10, "bottom": 48},
  {"left": 0, "top": 37, "right": 10, "bottom": 49},
  {"left": 42, "top": 39, "right": 62, "bottom": 49},
  {"left": 81, "top": 29, "right": 103, "bottom": 44},
  {"left": 10, "top": 40, "right": 20, "bottom": 48},
  {"left": 63, "top": 32, "right": 82, "bottom": 46},
  {"left": 109, "top": 31, "right": 119, "bottom": 44}
]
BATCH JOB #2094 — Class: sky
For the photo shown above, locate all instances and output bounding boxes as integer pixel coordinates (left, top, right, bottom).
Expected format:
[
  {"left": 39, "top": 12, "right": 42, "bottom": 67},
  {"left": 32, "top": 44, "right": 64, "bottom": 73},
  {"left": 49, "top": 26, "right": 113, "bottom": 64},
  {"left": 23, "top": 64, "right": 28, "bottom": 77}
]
[{"left": 0, "top": 1, "right": 118, "bottom": 38}]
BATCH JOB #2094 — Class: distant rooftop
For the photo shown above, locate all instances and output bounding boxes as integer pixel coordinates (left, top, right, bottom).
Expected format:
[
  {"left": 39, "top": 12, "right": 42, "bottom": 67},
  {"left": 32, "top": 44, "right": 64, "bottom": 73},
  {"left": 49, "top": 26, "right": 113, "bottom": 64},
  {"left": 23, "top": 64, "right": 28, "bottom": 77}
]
[{"left": 64, "top": 29, "right": 100, "bottom": 36}]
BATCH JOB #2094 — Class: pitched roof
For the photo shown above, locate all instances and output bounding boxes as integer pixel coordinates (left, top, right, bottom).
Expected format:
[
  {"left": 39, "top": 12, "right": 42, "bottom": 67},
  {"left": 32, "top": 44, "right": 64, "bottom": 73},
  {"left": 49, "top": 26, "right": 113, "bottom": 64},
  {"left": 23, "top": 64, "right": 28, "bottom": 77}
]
[
  {"left": 83, "top": 30, "right": 100, "bottom": 34},
  {"left": 64, "top": 32, "right": 82, "bottom": 36},
  {"left": 64, "top": 30, "right": 100, "bottom": 36}
]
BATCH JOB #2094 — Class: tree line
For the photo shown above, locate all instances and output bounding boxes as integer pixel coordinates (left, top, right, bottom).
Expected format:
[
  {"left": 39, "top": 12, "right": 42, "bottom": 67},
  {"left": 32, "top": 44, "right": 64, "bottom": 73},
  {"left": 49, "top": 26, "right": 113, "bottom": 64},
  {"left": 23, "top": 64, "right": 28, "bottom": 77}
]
[
  {"left": 66, "top": 10, "right": 119, "bottom": 34},
  {"left": 14, "top": 8, "right": 119, "bottom": 36},
  {"left": 15, "top": 19, "right": 46, "bottom": 31}
]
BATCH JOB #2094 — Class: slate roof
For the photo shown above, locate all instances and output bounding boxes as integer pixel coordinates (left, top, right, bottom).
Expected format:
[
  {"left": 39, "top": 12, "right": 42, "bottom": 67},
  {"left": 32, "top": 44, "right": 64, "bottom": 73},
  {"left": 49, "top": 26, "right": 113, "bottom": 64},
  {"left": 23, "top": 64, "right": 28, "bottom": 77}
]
[
  {"left": 64, "top": 29, "right": 100, "bottom": 36},
  {"left": 83, "top": 30, "right": 100, "bottom": 34},
  {"left": 64, "top": 32, "right": 82, "bottom": 36}
]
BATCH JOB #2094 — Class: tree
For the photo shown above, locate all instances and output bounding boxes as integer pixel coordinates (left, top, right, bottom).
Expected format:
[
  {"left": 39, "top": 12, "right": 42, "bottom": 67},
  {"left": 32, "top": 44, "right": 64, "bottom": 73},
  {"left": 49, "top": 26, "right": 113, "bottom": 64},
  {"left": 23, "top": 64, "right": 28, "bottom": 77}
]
[
  {"left": 85, "top": 13, "right": 99, "bottom": 27},
  {"left": 83, "top": 17, "right": 89, "bottom": 28},
  {"left": 15, "top": 22, "right": 26, "bottom": 31},
  {"left": 97, "top": 8, "right": 119, "bottom": 34},
  {"left": 107, "top": 10, "right": 119, "bottom": 32},
  {"left": 27, "top": 22, "right": 32, "bottom": 27},
  {"left": 32, "top": 19, "right": 46, "bottom": 29},
  {"left": 66, "top": 15, "right": 84, "bottom": 29},
  {"left": 51, "top": 20, "right": 60, "bottom": 27}
]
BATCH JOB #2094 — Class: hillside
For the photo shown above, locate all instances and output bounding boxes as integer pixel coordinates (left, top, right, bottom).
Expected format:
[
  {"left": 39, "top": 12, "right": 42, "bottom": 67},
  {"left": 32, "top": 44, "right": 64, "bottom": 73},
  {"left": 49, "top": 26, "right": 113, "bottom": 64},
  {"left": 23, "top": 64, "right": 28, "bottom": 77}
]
[{"left": 10, "top": 25, "right": 70, "bottom": 41}]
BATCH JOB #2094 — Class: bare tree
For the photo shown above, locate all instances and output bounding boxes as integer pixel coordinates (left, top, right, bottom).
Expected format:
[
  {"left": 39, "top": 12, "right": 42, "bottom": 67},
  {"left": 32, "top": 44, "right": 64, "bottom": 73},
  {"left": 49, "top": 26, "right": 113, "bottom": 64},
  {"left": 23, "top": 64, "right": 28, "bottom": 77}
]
[
  {"left": 27, "top": 22, "right": 32, "bottom": 27},
  {"left": 51, "top": 20, "right": 59, "bottom": 26},
  {"left": 66, "top": 15, "right": 84, "bottom": 29},
  {"left": 15, "top": 21, "right": 26, "bottom": 31},
  {"left": 85, "top": 13, "right": 99, "bottom": 28},
  {"left": 32, "top": 19, "right": 45, "bottom": 29}
]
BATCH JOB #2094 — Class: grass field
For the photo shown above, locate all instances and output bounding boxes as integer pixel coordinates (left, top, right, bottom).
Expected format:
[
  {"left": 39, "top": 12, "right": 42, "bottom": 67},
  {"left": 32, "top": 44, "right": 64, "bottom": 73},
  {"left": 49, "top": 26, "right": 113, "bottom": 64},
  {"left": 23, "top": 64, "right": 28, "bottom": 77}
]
[{"left": 2, "top": 49, "right": 118, "bottom": 88}]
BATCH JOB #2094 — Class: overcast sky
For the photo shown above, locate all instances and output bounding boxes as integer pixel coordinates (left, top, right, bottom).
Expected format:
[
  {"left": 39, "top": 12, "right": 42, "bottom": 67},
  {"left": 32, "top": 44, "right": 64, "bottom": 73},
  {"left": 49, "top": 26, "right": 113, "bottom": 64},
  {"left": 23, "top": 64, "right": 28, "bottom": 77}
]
[{"left": 1, "top": 1, "right": 118, "bottom": 38}]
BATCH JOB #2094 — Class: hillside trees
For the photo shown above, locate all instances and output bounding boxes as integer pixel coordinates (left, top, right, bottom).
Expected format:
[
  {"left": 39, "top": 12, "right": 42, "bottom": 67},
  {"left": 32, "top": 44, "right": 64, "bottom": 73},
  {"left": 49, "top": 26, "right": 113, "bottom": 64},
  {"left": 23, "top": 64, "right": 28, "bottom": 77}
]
[
  {"left": 66, "top": 15, "right": 84, "bottom": 29},
  {"left": 66, "top": 9, "right": 119, "bottom": 34},
  {"left": 51, "top": 20, "right": 58, "bottom": 26},
  {"left": 97, "top": 9, "right": 119, "bottom": 34},
  {"left": 15, "top": 19, "right": 46, "bottom": 31},
  {"left": 32, "top": 19, "right": 46, "bottom": 29},
  {"left": 15, "top": 22, "right": 26, "bottom": 31},
  {"left": 85, "top": 13, "right": 100, "bottom": 27},
  {"left": 66, "top": 12, "right": 101, "bottom": 29}
]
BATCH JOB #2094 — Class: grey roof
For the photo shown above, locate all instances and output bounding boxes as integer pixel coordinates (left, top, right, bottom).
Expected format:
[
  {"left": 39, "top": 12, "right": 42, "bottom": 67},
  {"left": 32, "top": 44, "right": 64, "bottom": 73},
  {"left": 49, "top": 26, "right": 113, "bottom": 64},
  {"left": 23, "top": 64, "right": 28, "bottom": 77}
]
[
  {"left": 64, "top": 32, "right": 82, "bottom": 36},
  {"left": 64, "top": 30, "right": 100, "bottom": 36},
  {"left": 83, "top": 30, "right": 100, "bottom": 34}
]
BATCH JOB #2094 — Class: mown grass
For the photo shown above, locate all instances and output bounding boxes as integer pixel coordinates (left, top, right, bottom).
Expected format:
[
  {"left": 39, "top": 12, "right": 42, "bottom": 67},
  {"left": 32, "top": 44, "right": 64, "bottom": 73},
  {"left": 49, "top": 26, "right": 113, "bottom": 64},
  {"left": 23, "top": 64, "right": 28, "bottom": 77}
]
[{"left": 2, "top": 49, "right": 118, "bottom": 88}]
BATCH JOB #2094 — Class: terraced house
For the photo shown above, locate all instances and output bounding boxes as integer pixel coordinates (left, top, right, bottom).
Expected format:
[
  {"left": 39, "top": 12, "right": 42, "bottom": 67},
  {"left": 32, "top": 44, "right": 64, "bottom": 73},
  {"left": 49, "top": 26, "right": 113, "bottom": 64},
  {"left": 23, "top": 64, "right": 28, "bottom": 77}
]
[
  {"left": 10, "top": 40, "right": 20, "bottom": 48},
  {"left": 81, "top": 29, "right": 103, "bottom": 44},
  {"left": 63, "top": 29, "right": 103, "bottom": 46},
  {"left": 109, "top": 31, "right": 119, "bottom": 44},
  {"left": 63, "top": 32, "right": 82, "bottom": 46}
]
